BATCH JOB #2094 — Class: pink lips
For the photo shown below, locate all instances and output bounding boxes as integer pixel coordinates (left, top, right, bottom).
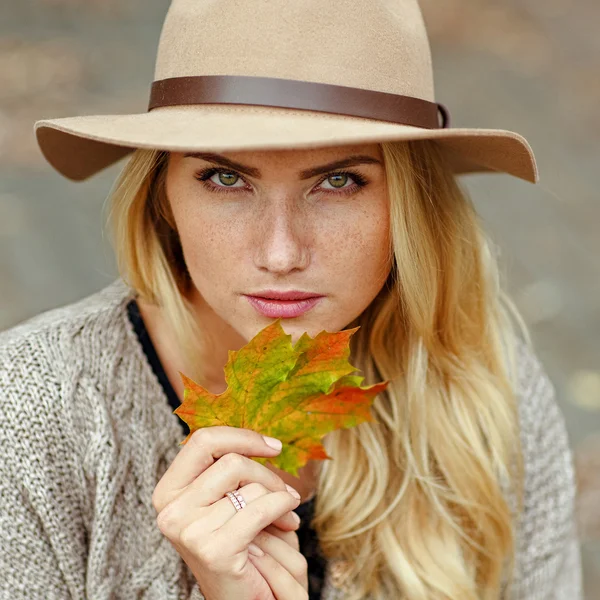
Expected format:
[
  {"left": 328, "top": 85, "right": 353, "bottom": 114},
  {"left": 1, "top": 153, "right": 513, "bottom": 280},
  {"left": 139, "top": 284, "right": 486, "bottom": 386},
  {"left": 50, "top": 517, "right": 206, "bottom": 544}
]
[{"left": 244, "top": 290, "right": 324, "bottom": 318}]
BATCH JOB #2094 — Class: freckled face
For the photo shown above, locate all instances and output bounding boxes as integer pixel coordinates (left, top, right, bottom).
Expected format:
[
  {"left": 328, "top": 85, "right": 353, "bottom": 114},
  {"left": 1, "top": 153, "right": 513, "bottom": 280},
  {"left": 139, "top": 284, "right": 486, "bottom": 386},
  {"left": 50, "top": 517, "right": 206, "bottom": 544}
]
[{"left": 165, "top": 144, "right": 392, "bottom": 343}]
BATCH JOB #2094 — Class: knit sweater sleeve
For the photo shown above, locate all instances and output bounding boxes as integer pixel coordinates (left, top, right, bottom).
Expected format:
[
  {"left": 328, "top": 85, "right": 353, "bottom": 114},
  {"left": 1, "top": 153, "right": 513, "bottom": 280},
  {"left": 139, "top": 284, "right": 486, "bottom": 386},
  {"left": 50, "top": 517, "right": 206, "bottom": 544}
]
[
  {"left": 0, "top": 331, "right": 89, "bottom": 599},
  {"left": 509, "top": 340, "right": 583, "bottom": 599}
]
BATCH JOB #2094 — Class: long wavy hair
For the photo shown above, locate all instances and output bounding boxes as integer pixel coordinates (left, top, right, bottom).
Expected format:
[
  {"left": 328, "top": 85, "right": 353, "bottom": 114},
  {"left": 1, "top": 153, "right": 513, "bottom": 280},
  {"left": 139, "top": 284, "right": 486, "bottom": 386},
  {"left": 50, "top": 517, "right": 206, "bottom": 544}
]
[{"left": 106, "top": 140, "right": 529, "bottom": 599}]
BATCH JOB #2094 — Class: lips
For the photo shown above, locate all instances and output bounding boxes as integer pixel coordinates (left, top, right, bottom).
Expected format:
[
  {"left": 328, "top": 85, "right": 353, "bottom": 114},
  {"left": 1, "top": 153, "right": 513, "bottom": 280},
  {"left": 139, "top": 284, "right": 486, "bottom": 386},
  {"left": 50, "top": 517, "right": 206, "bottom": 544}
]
[
  {"left": 249, "top": 290, "right": 321, "bottom": 301},
  {"left": 244, "top": 291, "right": 324, "bottom": 318}
]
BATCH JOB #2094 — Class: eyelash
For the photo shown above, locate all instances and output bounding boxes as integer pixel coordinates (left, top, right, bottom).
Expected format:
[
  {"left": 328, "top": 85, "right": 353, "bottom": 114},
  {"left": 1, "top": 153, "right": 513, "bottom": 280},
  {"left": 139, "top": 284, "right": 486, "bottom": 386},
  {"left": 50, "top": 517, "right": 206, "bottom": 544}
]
[{"left": 193, "top": 167, "right": 368, "bottom": 196}]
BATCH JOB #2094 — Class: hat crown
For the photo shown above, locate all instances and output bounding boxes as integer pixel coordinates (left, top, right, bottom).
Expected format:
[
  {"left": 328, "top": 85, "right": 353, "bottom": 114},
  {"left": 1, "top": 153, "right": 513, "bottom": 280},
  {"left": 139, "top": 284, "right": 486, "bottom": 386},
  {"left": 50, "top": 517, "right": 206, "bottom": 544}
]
[{"left": 154, "top": 0, "right": 435, "bottom": 102}]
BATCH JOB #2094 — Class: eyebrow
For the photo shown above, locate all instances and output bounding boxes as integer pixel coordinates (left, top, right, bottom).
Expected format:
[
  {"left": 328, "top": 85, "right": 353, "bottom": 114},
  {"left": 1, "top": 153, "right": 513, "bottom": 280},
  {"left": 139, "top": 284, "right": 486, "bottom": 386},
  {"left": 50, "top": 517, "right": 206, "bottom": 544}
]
[{"left": 183, "top": 152, "right": 383, "bottom": 179}]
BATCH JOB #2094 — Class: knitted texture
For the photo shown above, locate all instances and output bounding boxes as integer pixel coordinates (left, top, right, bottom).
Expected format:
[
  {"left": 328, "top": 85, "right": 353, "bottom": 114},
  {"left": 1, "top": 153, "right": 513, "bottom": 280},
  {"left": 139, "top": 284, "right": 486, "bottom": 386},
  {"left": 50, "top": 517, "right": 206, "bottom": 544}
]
[{"left": 0, "top": 279, "right": 582, "bottom": 599}]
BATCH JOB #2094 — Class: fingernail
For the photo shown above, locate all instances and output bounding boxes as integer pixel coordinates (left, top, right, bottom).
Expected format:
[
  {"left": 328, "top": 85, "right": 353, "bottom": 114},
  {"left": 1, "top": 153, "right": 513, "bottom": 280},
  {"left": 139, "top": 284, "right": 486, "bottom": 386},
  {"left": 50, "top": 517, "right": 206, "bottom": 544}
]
[
  {"left": 291, "top": 511, "right": 301, "bottom": 524},
  {"left": 262, "top": 436, "right": 282, "bottom": 451},
  {"left": 286, "top": 484, "right": 301, "bottom": 500},
  {"left": 248, "top": 543, "right": 264, "bottom": 557}
]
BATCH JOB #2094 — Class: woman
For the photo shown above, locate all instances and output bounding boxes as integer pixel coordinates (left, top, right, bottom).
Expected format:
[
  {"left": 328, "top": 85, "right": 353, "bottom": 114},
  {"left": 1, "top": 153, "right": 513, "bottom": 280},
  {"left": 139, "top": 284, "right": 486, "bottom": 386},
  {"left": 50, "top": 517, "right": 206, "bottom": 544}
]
[{"left": 0, "top": 0, "right": 582, "bottom": 599}]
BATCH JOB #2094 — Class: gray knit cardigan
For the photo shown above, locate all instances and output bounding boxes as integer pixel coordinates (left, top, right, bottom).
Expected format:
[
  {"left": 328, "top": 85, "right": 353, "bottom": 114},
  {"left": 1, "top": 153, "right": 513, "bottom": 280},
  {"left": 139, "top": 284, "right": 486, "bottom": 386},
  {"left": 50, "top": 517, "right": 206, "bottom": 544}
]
[{"left": 0, "top": 279, "right": 583, "bottom": 599}]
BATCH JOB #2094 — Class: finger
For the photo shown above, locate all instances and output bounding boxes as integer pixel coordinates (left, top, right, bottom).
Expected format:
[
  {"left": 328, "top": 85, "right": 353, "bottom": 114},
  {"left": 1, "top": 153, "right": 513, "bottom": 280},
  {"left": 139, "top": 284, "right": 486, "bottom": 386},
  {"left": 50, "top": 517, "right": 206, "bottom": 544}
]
[
  {"left": 213, "top": 490, "right": 301, "bottom": 554},
  {"left": 249, "top": 550, "right": 308, "bottom": 598},
  {"left": 169, "top": 452, "right": 300, "bottom": 512},
  {"left": 207, "top": 483, "right": 301, "bottom": 533},
  {"left": 269, "top": 508, "right": 301, "bottom": 534},
  {"left": 152, "top": 427, "right": 282, "bottom": 512},
  {"left": 161, "top": 482, "right": 299, "bottom": 539},
  {"left": 254, "top": 529, "right": 303, "bottom": 575},
  {"left": 263, "top": 524, "right": 301, "bottom": 551},
  {"left": 157, "top": 480, "right": 263, "bottom": 541}
]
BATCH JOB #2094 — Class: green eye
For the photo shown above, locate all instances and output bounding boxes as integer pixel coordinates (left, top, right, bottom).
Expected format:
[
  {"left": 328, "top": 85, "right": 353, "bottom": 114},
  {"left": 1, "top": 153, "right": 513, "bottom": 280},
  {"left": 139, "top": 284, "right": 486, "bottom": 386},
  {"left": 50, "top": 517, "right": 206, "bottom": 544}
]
[
  {"left": 327, "top": 174, "right": 349, "bottom": 188},
  {"left": 218, "top": 172, "right": 239, "bottom": 186}
]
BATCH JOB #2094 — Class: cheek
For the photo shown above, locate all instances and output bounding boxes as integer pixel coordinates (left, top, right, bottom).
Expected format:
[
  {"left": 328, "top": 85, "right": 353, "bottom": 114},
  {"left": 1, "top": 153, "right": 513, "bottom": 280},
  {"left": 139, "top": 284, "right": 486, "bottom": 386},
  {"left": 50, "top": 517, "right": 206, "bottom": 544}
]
[
  {"left": 173, "top": 204, "right": 242, "bottom": 283},
  {"left": 325, "top": 207, "right": 391, "bottom": 285}
]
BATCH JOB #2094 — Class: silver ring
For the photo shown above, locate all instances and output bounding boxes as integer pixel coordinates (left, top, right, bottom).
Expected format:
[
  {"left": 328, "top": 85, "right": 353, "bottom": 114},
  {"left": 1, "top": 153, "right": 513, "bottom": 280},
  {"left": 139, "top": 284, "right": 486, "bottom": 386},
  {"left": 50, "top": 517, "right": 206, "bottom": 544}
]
[{"left": 225, "top": 489, "right": 246, "bottom": 511}]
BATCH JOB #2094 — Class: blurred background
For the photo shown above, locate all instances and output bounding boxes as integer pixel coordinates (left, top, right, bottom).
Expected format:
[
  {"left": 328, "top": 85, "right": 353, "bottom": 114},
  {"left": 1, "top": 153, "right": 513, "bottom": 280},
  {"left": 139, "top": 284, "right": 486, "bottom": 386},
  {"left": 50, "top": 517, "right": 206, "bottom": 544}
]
[{"left": 1, "top": 0, "right": 598, "bottom": 595}]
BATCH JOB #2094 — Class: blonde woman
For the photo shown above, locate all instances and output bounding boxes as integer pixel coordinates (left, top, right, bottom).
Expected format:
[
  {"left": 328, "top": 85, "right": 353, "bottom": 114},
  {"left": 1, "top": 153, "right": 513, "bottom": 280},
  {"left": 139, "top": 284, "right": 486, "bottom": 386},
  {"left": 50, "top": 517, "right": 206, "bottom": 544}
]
[{"left": 0, "top": 1, "right": 582, "bottom": 599}]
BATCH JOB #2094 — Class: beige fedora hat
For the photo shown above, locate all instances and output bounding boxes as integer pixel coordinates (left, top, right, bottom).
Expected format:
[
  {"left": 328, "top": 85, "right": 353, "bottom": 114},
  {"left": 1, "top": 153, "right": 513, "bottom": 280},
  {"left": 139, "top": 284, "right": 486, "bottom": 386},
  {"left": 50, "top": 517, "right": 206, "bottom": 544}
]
[{"left": 34, "top": 0, "right": 538, "bottom": 183}]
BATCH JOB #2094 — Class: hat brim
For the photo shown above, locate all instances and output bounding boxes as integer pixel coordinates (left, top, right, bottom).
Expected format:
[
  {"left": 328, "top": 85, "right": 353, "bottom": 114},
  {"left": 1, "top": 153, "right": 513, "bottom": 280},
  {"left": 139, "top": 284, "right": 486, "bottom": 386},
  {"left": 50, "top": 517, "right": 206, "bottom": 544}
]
[{"left": 34, "top": 104, "right": 538, "bottom": 183}]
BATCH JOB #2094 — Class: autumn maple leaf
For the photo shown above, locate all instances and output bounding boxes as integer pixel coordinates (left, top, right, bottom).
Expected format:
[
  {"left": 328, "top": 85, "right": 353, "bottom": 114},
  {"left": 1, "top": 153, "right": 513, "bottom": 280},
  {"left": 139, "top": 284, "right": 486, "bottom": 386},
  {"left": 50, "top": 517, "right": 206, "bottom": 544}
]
[{"left": 174, "top": 319, "right": 389, "bottom": 476}]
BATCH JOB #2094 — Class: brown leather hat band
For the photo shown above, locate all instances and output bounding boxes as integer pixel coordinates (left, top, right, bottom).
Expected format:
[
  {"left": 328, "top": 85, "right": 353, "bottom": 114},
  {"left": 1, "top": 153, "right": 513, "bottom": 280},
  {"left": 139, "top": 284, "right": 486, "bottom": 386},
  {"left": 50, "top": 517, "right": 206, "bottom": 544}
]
[{"left": 148, "top": 75, "right": 451, "bottom": 129}]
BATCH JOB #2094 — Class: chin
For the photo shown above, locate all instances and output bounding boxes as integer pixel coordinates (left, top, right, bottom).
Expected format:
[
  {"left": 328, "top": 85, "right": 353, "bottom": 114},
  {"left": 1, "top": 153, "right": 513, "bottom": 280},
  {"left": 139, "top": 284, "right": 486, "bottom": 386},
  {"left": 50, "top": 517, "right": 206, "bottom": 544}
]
[
  {"left": 235, "top": 315, "right": 323, "bottom": 345},
  {"left": 278, "top": 317, "right": 345, "bottom": 344}
]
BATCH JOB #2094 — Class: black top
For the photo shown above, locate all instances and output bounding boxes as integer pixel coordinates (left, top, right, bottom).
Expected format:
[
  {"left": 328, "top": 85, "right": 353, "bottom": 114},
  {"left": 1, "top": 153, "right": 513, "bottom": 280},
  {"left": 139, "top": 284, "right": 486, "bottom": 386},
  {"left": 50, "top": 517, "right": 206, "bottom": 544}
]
[{"left": 126, "top": 299, "right": 326, "bottom": 599}]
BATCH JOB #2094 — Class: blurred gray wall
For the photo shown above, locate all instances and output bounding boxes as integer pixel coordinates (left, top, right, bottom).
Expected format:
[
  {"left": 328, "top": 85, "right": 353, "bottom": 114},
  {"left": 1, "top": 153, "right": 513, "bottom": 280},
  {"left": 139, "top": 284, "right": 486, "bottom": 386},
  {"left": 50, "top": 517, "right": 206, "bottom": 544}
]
[{"left": 1, "top": 0, "right": 599, "bottom": 595}]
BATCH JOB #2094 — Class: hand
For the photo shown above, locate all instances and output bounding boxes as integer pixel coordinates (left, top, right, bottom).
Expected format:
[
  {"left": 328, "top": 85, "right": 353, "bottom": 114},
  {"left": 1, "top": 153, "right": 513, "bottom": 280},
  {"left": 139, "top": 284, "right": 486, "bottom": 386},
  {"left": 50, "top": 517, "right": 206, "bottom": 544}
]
[
  {"left": 152, "top": 426, "right": 308, "bottom": 600},
  {"left": 249, "top": 525, "right": 309, "bottom": 596}
]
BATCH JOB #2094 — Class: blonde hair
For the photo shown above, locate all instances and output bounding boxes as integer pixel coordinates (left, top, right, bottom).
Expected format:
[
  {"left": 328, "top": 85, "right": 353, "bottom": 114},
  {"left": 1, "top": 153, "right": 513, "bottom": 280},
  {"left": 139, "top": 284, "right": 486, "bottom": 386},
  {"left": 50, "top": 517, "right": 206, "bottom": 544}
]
[{"left": 106, "top": 140, "right": 529, "bottom": 599}]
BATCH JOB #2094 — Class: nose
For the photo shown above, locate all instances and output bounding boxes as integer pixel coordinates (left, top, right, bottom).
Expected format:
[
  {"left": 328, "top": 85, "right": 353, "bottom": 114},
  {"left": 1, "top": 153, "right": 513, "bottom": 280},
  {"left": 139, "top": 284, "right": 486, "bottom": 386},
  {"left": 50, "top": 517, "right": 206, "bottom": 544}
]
[{"left": 252, "top": 199, "right": 311, "bottom": 275}]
